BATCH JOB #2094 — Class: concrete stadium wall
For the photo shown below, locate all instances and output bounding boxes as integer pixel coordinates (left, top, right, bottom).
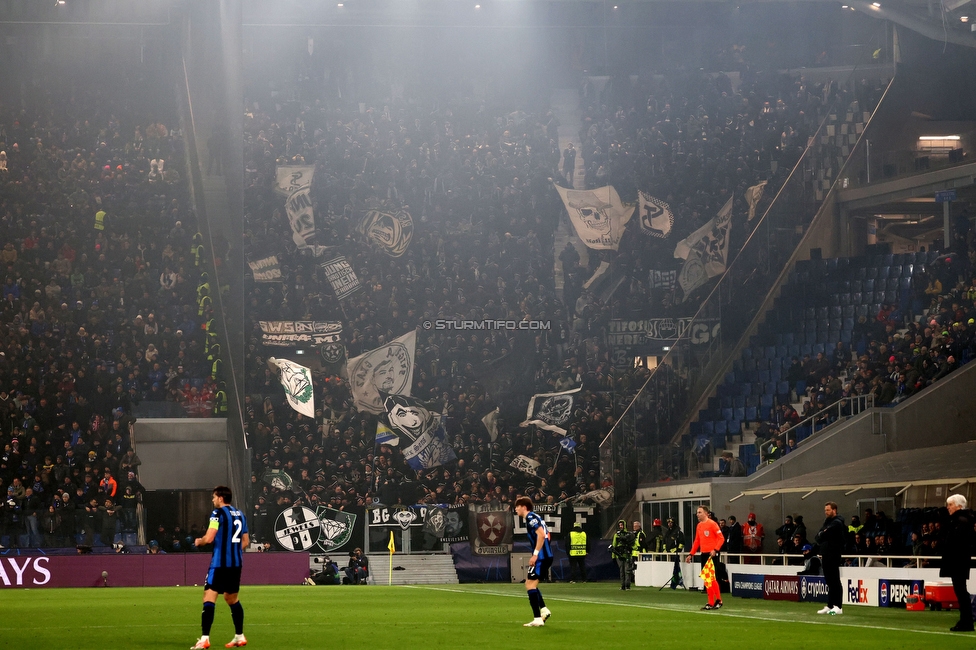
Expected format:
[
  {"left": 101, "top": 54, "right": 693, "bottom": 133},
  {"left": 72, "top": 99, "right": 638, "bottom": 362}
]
[
  {"left": 133, "top": 419, "right": 229, "bottom": 490},
  {"left": 0, "top": 552, "right": 308, "bottom": 589}
]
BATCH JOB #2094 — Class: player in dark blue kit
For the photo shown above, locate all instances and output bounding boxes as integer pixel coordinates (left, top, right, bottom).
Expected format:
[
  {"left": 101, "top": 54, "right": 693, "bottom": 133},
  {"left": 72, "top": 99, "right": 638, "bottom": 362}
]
[
  {"left": 514, "top": 496, "right": 553, "bottom": 627},
  {"left": 191, "top": 486, "right": 249, "bottom": 649}
]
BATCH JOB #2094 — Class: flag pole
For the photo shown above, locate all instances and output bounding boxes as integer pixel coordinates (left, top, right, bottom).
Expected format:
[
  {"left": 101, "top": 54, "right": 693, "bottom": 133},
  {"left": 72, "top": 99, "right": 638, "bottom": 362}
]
[{"left": 388, "top": 530, "right": 395, "bottom": 586}]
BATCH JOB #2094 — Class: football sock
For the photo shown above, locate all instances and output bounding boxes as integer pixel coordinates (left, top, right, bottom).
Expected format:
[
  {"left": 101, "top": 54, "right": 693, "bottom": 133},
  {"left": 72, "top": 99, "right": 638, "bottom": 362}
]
[
  {"left": 202, "top": 602, "right": 216, "bottom": 636},
  {"left": 527, "top": 589, "right": 541, "bottom": 617},
  {"left": 230, "top": 601, "right": 244, "bottom": 635},
  {"left": 537, "top": 590, "right": 546, "bottom": 608}
]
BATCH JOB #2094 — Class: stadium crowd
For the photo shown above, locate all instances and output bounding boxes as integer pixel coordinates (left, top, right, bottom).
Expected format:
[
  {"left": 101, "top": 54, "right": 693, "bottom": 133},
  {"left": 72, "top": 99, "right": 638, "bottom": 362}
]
[
  {"left": 239, "top": 65, "right": 895, "bottom": 537},
  {"left": 0, "top": 74, "right": 213, "bottom": 548}
]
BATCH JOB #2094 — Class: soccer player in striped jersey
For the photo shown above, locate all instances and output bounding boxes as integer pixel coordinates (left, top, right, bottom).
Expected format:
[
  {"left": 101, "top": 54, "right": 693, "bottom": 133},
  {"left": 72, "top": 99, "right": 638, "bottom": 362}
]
[
  {"left": 514, "top": 496, "right": 553, "bottom": 627},
  {"left": 191, "top": 486, "right": 249, "bottom": 649}
]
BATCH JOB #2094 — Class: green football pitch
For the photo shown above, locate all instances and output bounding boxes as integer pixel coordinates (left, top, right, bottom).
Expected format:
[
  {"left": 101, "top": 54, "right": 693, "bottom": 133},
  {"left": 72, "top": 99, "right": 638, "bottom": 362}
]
[{"left": 1, "top": 582, "right": 971, "bottom": 649}]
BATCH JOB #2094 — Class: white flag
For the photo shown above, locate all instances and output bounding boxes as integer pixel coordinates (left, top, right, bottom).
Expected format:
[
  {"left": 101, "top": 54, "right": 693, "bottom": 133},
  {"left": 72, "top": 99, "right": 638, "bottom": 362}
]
[
  {"left": 553, "top": 183, "right": 634, "bottom": 251},
  {"left": 637, "top": 191, "right": 674, "bottom": 238},
  {"left": 746, "top": 181, "right": 767, "bottom": 221},
  {"left": 285, "top": 187, "right": 315, "bottom": 247},
  {"left": 274, "top": 165, "right": 315, "bottom": 197},
  {"left": 346, "top": 330, "right": 417, "bottom": 414},
  {"left": 481, "top": 407, "right": 499, "bottom": 442},
  {"left": 675, "top": 196, "right": 734, "bottom": 299},
  {"left": 510, "top": 454, "right": 541, "bottom": 477},
  {"left": 268, "top": 358, "right": 315, "bottom": 418}
]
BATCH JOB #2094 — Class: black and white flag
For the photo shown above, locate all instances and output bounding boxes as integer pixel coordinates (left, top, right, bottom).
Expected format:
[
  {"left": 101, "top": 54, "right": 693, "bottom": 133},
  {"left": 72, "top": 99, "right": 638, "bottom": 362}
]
[
  {"left": 359, "top": 208, "right": 414, "bottom": 257},
  {"left": 320, "top": 255, "right": 362, "bottom": 300},
  {"left": 674, "top": 195, "right": 734, "bottom": 300},
  {"left": 553, "top": 183, "right": 634, "bottom": 251},
  {"left": 521, "top": 386, "right": 581, "bottom": 435},
  {"left": 649, "top": 269, "right": 677, "bottom": 290},
  {"left": 248, "top": 255, "right": 282, "bottom": 282},
  {"left": 383, "top": 394, "right": 457, "bottom": 470},
  {"left": 637, "top": 191, "right": 674, "bottom": 238},
  {"left": 347, "top": 330, "right": 416, "bottom": 414},
  {"left": 274, "top": 165, "right": 315, "bottom": 197}
]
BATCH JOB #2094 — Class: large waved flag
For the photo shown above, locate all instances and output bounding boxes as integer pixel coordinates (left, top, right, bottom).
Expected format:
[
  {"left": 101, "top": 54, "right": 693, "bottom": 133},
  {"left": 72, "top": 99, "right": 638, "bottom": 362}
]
[
  {"left": 674, "top": 195, "right": 734, "bottom": 300},
  {"left": 383, "top": 394, "right": 457, "bottom": 470},
  {"left": 559, "top": 437, "right": 577, "bottom": 455},
  {"left": 268, "top": 357, "right": 315, "bottom": 418},
  {"left": 521, "top": 386, "right": 581, "bottom": 435},
  {"left": 346, "top": 330, "right": 416, "bottom": 414},
  {"left": 553, "top": 182, "right": 634, "bottom": 250}
]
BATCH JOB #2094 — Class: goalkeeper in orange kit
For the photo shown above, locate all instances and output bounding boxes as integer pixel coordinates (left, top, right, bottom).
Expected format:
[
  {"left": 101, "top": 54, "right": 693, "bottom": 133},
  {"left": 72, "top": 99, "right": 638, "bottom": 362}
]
[{"left": 685, "top": 506, "right": 725, "bottom": 610}]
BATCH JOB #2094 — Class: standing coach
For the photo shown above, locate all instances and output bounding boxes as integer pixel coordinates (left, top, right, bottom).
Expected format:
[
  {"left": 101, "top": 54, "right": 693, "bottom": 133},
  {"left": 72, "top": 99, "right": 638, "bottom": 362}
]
[
  {"left": 815, "top": 501, "right": 845, "bottom": 615},
  {"left": 942, "top": 494, "right": 975, "bottom": 632}
]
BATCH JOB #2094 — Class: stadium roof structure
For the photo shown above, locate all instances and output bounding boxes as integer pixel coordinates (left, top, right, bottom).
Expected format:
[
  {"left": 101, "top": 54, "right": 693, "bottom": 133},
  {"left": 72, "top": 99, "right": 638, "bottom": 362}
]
[{"left": 731, "top": 440, "right": 976, "bottom": 501}]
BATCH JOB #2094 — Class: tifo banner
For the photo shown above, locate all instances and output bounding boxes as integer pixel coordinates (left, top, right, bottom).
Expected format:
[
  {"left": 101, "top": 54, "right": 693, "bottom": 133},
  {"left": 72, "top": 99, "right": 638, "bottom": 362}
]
[
  {"left": 285, "top": 186, "right": 315, "bottom": 247},
  {"left": 273, "top": 504, "right": 365, "bottom": 555},
  {"left": 262, "top": 469, "right": 294, "bottom": 491},
  {"left": 674, "top": 195, "right": 733, "bottom": 299},
  {"left": 423, "top": 506, "right": 469, "bottom": 544},
  {"left": 606, "top": 318, "right": 720, "bottom": 347},
  {"left": 510, "top": 454, "right": 540, "bottom": 476},
  {"left": 731, "top": 573, "right": 765, "bottom": 599},
  {"left": 553, "top": 183, "right": 634, "bottom": 251},
  {"left": 274, "top": 165, "right": 315, "bottom": 197},
  {"left": 259, "top": 321, "right": 342, "bottom": 347},
  {"left": 370, "top": 506, "right": 421, "bottom": 530},
  {"left": 268, "top": 358, "right": 314, "bottom": 418},
  {"left": 637, "top": 191, "right": 674, "bottom": 238},
  {"left": 248, "top": 255, "right": 282, "bottom": 282},
  {"left": 320, "top": 256, "right": 362, "bottom": 300},
  {"left": 347, "top": 330, "right": 416, "bottom": 414},
  {"left": 469, "top": 503, "right": 513, "bottom": 556},
  {"left": 359, "top": 208, "right": 414, "bottom": 257},
  {"left": 521, "top": 386, "right": 580, "bottom": 435},
  {"left": 383, "top": 394, "right": 457, "bottom": 470},
  {"left": 746, "top": 181, "right": 768, "bottom": 221}
]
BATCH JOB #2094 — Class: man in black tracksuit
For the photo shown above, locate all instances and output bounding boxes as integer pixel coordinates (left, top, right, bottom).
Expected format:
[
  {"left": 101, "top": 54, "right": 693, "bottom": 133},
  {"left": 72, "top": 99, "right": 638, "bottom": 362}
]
[{"left": 815, "top": 501, "right": 846, "bottom": 614}]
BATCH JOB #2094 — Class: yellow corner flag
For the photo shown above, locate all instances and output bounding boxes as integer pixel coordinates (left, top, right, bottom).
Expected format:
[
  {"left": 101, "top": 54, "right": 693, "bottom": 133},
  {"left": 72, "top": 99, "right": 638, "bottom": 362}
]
[
  {"left": 699, "top": 557, "right": 716, "bottom": 589},
  {"left": 388, "top": 531, "right": 396, "bottom": 586}
]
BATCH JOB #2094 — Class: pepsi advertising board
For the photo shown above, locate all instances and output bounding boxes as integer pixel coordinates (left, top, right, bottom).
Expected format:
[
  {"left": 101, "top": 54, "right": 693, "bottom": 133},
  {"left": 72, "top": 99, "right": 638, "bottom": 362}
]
[{"left": 878, "top": 579, "right": 923, "bottom": 608}]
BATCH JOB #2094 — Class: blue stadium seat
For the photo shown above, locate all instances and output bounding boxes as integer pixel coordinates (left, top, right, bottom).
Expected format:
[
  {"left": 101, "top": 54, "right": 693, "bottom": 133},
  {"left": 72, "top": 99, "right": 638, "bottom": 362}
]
[
  {"left": 744, "top": 406, "right": 757, "bottom": 421},
  {"left": 758, "top": 370, "right": 770, "bottom": 383},
  {"left": 863, "top": 279, "right": 874, "bottom": 293},
  {"left": 851, "top": 280, "right": 862, "bottom": 293},
  {"left": 760, "top": 394, "right": 774, "bottom": 409},
  {"left": 843, "top": 316, "right": 855, "bottom": 331},
  {"left": 882, "top": 253, "right": 894, "bottom": 265},
  {"left": 839, "top": 293, "right": 851, "bottom": 305},
  {"left": 714, "top": 420, "right": 728, "bottom": 437},
  {"left": 842, "top": 305, "right": 855, "bottom": 318},
  {"left": 795, "top": 380, "right": 806, "bottom": 396},
  {"left": 876, "top": 278, "right": 887, "bottom": 291},
  {"left": 741, "top": 347, "right": 753, "bottom": 360},
  {"left": 690, "top": 422, "right": 703, "bottom": 436},
  {"left": 800, "top": 344, "right": 812, "bottom": 355},
  {"left": 866, "top": 267, "right": 878, "bottom": 280},
  {"left": 788, "top": 344, "right": 801, "bottom": 358},
  {"left": 745, "top": 396, "right": 759, "bottom": 408},
  {"left": 841, "top": 330, "right": 852, "bottom": 343},
  {"left": 777, "top": 345, "right": 788, "bottom": 358},
  {"left": 888, "top": 265, "right": 901, "bottom": 278},
  {"left": 777, "top": 381, "right": 789, "bottom": 395},
  {"left": 855, "top": 267, "right": 866, "bottom": 281},
  {"left": 765, "top": 381, "right": 778, "bottom": 395},
  {"left": 855, "top": 305, "right": 868, "bottom": 318},
  {"left": 878, "top": 266, "right": 889, "bottom": 280},
  {"left": 733, "top": 406, "right": 746, "bottom": 421},
  {"left": 812, "top": 343, "right": 825, "bottom": 354},
  {"left": 902, "top": 264, "right": 913, "bottom": 277},
  {"left": 720, "top": 396, "right": 733, "bottom": 409},
  {"left": 899, "top": 277, "right": 911, "bottom": 291},
  {"left": 725, "top": 372, "right": 736, "bottom": 385},
  {"left": 728, "top": 420, "right": 741, "bottom": 436},
  {"left": 770, "top": 367, "right": 782, "bottom": 382},
  {"left": 702, "top": 421, "right": 714, "bottom": 435},
  {"left": 721, "top": 407, "right": 734, "bottom": 421}
]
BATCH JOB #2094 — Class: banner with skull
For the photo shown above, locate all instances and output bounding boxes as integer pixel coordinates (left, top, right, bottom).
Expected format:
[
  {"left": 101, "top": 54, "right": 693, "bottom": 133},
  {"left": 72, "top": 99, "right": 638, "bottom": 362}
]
[
  {"left": 553, "top": 183, "right": 634, "bottom": 251},
  {"left": 520, "top": 386, "right": 581, "bottom": 435},
  {"left": 674, "top": 195, "right": 734, "bottom": 300}
]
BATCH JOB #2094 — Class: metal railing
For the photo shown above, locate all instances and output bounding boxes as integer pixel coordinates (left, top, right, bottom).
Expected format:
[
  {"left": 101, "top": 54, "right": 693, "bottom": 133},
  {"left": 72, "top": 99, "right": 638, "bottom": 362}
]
[
  {"left": 759, "top": 393, "right": 875, "bottom": 461},
  {"left": 640, "top": 551, "right": 962, "bottom": 569}
]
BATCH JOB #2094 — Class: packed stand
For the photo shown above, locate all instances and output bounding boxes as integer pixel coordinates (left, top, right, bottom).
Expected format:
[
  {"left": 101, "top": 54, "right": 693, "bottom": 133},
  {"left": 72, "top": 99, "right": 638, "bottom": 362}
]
[{"left": 0, "top": 76, "right": 212, "bottom": 548}]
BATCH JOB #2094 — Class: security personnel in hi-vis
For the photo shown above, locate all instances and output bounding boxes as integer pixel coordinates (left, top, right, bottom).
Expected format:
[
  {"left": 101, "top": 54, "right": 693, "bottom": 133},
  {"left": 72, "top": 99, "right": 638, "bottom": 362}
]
[
  {"left": 568, "top": 522, "right": 587, "bottom": 583},
  {"left": 213, "top": 382, "right": 228, "bottom": 416}
]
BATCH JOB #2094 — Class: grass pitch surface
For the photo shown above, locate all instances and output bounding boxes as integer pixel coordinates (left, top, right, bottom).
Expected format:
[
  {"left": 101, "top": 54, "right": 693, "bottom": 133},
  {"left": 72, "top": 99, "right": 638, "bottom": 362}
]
[{"left": 0, "top": 582, "right": 971, "bottom": 649}]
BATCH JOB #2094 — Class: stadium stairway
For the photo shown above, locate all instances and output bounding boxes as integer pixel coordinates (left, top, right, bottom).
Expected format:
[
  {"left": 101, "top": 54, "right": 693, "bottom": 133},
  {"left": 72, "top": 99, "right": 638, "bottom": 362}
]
[{"left": 369, "top": 553, "right": 460, "bottom": 585}]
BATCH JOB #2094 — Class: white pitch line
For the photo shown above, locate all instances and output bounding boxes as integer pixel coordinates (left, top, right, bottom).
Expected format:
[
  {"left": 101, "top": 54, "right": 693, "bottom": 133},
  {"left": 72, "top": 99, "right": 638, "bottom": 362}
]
[{"left": 405, "top": 585, "right": 960, "bottom": 638}]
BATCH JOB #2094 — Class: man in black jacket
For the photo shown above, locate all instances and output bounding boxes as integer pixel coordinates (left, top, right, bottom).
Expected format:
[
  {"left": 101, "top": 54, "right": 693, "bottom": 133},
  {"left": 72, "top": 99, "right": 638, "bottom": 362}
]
[
  {"left": 815, "top": 501, "right": 846, "bottom": 615},
  {"left": 942, "top": 494, "right": 975, "bottom": 632}
]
